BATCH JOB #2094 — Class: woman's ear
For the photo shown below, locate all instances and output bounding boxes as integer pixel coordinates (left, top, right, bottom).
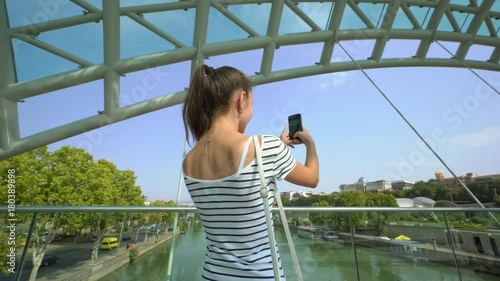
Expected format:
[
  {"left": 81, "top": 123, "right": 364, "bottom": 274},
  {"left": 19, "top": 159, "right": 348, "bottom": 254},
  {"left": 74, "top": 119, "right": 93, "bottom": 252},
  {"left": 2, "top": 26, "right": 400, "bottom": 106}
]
[{"left": 236, "top": 90, "right": 247, "bottom": 110}]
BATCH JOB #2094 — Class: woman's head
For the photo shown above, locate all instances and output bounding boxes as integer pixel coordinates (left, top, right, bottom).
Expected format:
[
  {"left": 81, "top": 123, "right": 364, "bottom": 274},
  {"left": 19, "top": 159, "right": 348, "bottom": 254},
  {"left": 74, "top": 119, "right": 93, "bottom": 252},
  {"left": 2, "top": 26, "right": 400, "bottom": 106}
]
[{"left": 183, "top": 65, "right": 252, "bottom": 142}]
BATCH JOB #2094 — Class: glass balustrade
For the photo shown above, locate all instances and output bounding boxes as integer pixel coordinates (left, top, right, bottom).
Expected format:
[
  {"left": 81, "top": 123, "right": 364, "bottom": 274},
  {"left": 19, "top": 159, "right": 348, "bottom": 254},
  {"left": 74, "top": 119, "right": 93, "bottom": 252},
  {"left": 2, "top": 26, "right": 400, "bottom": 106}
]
[{"left": 1, "top": 207, "right": 499, "bottom": 281}]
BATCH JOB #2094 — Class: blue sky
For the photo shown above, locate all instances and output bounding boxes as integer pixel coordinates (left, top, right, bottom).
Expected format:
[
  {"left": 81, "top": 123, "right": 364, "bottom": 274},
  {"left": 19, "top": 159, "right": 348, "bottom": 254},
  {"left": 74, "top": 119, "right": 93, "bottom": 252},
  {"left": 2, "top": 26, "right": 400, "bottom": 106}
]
[{"left": 6, "top": 0, "right": 500, "bottom": 203}]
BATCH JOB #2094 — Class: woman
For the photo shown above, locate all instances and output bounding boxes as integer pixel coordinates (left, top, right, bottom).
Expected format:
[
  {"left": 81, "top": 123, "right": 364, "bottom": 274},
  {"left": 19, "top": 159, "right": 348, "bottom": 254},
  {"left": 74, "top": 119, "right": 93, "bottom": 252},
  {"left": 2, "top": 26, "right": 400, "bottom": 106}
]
[{"left": 182, "top": 65, "right": 319, "bottom": 280}]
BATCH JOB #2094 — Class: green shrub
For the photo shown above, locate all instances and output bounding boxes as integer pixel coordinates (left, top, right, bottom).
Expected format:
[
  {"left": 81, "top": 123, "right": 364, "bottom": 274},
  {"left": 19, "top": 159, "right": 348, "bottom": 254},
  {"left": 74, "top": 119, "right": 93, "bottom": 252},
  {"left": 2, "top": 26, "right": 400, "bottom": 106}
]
[
  {"left": 470, "top": 216, "right": 484, "bottom": 224},
  {"left": 129, "top": 248, "right": 139, "bottom": 262}
]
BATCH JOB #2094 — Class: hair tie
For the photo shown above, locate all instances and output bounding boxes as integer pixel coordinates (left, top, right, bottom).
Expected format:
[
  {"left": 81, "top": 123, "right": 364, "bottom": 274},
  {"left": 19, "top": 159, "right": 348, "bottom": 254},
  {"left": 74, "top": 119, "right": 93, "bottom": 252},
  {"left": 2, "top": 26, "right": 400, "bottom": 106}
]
[{"left": 205, "top": 66, "right": 214, "bottom": 77}]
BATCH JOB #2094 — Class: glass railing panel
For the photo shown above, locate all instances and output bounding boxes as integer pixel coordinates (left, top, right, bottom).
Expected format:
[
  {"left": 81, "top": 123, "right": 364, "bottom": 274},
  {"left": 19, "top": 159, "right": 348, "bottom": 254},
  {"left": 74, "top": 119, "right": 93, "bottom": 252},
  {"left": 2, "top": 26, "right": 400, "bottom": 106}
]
[
  {"left": 2, "top": 208, "right": 500, "bottom": 281},
  {"left": 1, "top": 211, "right": 176, "bottom": 281},
  {"left": 349, "top": 209, "right": 500, "bottom": 281},
  {"left": 275, "top": 209, "right": 500, "bottom": 281},
  {"left": 167, "top": 219, "right": 205, "bottom": 280},
  {"left": 442, "top": 210, "right": 500, "bottom": 280}
]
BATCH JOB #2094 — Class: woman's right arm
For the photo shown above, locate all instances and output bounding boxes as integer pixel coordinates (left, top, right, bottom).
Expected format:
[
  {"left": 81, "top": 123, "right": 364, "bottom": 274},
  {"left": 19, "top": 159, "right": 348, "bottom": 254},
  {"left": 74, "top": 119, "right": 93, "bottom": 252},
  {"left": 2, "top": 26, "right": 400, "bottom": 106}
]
[{"left": 281, "top": 126, "right": 319, "bottom": 188}]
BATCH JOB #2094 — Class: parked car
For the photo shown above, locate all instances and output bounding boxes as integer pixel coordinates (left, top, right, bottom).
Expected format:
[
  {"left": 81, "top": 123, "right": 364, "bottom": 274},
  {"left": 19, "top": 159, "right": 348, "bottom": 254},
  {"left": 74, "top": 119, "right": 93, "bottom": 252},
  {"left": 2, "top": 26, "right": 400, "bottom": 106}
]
[
  {"left": 322, "top": 231, "right": 339, "bottom": 241},
  {"left": 41, "top": 255, "right": 59, "bottom": 267},
  {"left": 51, "top": 235, "right": 63, "bottom": 243},
  {"left": 374, "top": 236, "right": 391, "bottom": 241},
  {"left": 122, "top": 235, "right": 132, "bottom": 241},
  {"left": 90, "top": 235, "right": 99, "bottom": 242}
]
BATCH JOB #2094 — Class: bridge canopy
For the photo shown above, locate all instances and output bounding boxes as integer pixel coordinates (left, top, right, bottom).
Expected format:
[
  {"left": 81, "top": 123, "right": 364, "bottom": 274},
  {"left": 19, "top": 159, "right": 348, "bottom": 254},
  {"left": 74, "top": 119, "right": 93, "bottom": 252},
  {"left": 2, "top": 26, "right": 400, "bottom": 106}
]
[{"left": 0, "top": 0, "right": 499, "bottom": 159}]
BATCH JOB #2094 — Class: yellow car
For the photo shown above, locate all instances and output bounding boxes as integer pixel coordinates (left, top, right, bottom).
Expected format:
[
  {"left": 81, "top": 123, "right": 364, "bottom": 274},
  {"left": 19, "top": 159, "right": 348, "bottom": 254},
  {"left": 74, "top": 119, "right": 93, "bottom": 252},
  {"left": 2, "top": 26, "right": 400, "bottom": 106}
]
[{"left": 101, "top": 237, "right": 118, "bottom": 249}]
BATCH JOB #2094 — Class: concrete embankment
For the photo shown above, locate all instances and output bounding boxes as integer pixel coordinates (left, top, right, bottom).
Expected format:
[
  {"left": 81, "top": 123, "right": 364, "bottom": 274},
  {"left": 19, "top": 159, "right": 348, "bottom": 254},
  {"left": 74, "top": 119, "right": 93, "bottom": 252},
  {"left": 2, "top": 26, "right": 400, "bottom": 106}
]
[{"left": 40, "top": 233, "right": 174, "bottom": 281}]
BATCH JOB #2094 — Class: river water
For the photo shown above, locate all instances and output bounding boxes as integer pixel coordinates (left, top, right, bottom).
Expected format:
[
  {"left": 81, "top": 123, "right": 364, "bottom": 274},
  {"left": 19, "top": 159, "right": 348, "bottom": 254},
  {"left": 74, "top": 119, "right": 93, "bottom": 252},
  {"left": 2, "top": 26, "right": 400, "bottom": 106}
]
[{"left": 101, "top": 221, "right": 495, "bottom": 281}]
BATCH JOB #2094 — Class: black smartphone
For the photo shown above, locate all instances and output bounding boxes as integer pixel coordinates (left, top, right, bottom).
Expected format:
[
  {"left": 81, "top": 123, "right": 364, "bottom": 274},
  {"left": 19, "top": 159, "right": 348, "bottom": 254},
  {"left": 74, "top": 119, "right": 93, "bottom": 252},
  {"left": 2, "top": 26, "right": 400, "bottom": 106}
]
[{"left": 288, "top": 113, "right": 302, "bottom": 140}]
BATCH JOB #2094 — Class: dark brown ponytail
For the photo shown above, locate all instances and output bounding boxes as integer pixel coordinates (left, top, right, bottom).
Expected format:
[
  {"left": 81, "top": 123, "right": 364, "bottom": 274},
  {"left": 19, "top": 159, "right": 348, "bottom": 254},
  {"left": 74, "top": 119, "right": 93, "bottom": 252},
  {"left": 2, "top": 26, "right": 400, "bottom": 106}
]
[{"left": 182, "top": 65, "right": 251, "bottom": 143}]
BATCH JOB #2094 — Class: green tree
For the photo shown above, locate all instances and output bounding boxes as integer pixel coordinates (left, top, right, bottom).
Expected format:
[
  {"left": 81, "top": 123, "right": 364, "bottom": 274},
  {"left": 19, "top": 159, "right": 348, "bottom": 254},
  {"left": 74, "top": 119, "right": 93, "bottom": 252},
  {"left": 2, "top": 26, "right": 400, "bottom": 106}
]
[
  {"left": 0, "top": 146, "right": 99, "bottom": 280},
  {"left": 494, "top": 195, "right": 500, "bottom": 207},
  {"left": 406, "top": 181, "right": 436, "bottom": 199},
  {"left": 366, "top": 193, "right": 398, "bottom": 235},
  {"left": 0, "top": 147, "right": 49, "bottom": 274},
  {"left": 83, "top": 159, "right": 145, "bottom": 261},
  {"left": 29, "top": 146, "right": 96, "bottom": 280},
  {"left": 1, "top": 146, "right": 145, "bottom": 277},
  {"left": 309, "top": 201, "right": 333, "bottom": 227},
  {"left": 148, "top": 200, "right": 176, "bottom": 228},
  {"left": 332, "top": 191, "right": 367, "bottom": 232},
  {"left": 456, "top": 181, "right": 498, "bottom": 203}
]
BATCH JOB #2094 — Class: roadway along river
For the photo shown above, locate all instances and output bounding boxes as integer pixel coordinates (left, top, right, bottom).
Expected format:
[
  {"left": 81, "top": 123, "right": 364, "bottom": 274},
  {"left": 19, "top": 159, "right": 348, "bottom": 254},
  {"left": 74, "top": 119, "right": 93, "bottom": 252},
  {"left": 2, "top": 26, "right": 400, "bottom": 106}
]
[{"left": 100, "top": 221, "right": 495, "bottom": 281}]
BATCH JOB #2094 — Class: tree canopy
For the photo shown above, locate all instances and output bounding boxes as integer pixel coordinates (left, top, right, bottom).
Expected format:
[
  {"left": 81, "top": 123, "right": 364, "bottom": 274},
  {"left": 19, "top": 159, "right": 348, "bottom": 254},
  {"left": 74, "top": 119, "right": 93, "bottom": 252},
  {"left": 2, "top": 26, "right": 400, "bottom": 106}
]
[{"left": 0, "top": 145, "right": 146, "bottom": 278}]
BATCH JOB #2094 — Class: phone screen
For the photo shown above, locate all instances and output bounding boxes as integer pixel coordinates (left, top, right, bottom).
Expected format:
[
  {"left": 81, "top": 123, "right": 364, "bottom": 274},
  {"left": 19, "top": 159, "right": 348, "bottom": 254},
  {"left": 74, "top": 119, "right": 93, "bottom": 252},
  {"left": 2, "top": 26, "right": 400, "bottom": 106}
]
[{"left": 288, "top": 114, "right": 302, "bottom": 140}]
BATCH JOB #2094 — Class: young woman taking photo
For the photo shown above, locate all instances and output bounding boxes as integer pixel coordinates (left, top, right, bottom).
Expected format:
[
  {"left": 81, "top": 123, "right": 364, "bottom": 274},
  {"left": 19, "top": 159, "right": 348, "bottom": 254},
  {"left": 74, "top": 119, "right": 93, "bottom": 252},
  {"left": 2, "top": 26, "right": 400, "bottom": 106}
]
[{"left": 182, "top": 65, "right": 319, "bottom": 280}]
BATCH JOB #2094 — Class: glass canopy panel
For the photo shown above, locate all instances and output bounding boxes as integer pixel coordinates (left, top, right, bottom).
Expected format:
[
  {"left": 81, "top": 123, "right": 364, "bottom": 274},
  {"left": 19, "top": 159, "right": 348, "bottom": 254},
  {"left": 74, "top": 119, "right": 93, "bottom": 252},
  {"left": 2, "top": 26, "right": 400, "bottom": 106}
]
[
  {"left": 18, "top": 80, "right": 103, "bottom": 137},
  {"left": 5, "top": 0, "right": 84, "bottom": 28},
  {"left": 422, "top": 8, "right": 436, "bottom": 29},
  {"left": 279, "top": 3, "right": 313, "bottom": 35},
  {"left": 120, "top": 16, "right": 176, "bottom": 60},
  {"left": 408, "top": 6, "right": 432, "bottom": 28},
  {"left": 119, "top": 61, "right": 191, "bottom": 107},
  {"left": 452, "top": 11, "right": 474, "bottom": 32},
  {"left": 493, "top": 1, "right": 500, "bottom": 12},
  {"left": 120, "top": 0, "right": 179, "bottom": 7},
  {"left": 84, "top": 0, "right": 102, "bottom": 10},
  {"left": 146, "top": 9, "right": 196, "bottom": 47},
  {"left": 476, "top": 21, "right": 491, "bottom": 36},
  {"left": 227, "top": 3, "right": 271, "bottom": 36},
  {"left": 357, "top": 3, "right": 386, "bottom": 28},
  {"left": 39, "top": 22, "right": 104, "bottom": 64},
  {"left": 294, "top": 2, "right": 334, "bottom": 30},
  {"left": 207, "top": 7, "right": 250, "bottom": 44},
  {"left": 272, "top": 43, "right": 323, "bottom": 72},
  {"left": 494, "top": 19, "right": 500, "bottom": 37},
  {"left": 449, "top": 0, "right": 471, "bottom": 5},
  {"left": 340, "top": 4, "right": 369, "bottom": 29},
  {"left": 393, "top": 8, "right": 416, "bottom": 29},
  {"left": 438, "top": 12, "right": 457, "bottom": 32},
  {"left": 13, "top": 38, "right": 80, "bottom": 82}
]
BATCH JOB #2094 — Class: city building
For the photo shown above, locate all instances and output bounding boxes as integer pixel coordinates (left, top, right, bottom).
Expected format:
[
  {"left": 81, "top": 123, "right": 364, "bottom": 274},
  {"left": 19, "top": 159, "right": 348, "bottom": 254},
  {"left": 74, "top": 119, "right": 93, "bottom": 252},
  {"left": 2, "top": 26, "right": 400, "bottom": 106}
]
[
  {"left": 434, "top": 169, "right": 500, "bottom": 190},
  {"left": 391, "top": 180, "right": 415, "bottom": 190},
  {"left": 339, "top": 177, "right": 396, "bottom": 193},
  {"left": 280, "top": 191, "right": 315, "bottom": 201}
]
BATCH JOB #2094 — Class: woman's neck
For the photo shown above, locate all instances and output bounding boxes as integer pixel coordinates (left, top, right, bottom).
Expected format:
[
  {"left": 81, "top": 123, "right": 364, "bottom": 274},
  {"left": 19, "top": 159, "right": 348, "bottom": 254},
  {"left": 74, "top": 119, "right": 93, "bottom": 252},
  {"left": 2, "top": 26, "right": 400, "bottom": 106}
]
[{"left": 207, "top": 116, "right": 239, "bottom": 134}]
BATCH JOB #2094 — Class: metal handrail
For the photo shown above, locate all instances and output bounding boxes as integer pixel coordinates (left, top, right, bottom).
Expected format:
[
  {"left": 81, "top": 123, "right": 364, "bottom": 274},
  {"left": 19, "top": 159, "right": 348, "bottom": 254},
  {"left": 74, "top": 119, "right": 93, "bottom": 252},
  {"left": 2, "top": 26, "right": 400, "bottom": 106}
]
[{"left": 1, "top": 206, "right": 499, "bottom": 213}]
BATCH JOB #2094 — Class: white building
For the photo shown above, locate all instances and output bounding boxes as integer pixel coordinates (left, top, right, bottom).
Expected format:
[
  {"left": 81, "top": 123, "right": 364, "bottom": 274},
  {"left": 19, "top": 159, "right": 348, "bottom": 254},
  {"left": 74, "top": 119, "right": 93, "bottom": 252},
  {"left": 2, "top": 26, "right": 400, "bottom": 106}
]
[
  {"left": 281, "top": 191, "right": 314, "bottom": 201},
  {"left": 391, "top": 180, "right": 415, "bottom": 190},
  {"left": 339, "top": 177, "right": 407, "bottom": 193}
]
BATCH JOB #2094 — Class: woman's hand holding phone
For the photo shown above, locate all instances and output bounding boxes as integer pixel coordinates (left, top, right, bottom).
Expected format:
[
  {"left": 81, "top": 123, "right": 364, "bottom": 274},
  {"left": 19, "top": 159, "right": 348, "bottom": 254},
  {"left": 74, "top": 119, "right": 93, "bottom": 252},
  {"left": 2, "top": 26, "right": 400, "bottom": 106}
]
[{"left": 280, "top": 124, "right": 313, "bottom": 148}]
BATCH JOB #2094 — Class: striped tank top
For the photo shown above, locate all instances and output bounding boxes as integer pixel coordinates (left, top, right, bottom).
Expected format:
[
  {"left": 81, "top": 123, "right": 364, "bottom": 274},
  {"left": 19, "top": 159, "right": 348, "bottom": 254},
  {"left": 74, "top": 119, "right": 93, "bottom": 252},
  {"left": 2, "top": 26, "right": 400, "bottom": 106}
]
[{"left": 184, "top": 135, "right": 297, "bottom": 280}]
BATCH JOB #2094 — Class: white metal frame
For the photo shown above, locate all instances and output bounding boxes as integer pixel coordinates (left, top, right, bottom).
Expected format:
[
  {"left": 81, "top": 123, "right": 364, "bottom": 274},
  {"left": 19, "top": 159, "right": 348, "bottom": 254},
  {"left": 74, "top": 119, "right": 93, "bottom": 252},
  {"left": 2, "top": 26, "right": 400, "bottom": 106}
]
[{"left": 0, "top": 0, "right": 499, "bottom": 160}]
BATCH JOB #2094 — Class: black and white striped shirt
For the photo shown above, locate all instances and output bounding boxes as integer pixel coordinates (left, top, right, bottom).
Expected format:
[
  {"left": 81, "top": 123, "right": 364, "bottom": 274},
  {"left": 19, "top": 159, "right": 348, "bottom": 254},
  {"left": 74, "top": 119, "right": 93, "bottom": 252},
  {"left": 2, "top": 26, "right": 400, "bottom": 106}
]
[{"left": 185, "top": 135, "right": 297, "bottom": 281}]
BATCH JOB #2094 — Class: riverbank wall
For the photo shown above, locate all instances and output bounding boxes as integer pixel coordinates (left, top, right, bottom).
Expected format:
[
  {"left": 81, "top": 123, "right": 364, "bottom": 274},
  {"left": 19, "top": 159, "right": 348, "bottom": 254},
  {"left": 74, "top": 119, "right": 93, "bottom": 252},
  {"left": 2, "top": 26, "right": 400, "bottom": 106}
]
[{"left": 57, "top": 233, "right": 174, "bottom": 281}]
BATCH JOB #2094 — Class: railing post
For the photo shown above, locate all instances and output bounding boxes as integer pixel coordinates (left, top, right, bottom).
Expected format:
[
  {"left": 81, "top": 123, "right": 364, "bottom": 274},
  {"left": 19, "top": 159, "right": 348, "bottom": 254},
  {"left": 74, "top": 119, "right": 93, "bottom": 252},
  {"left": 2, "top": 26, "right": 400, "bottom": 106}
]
[
  {"left": 16, "top": 213, "right": 37, "bottom": 281},
  {"left": 442, "top": 212, "right": 463, "bottom": 281},
  {"left": 348, "top": 213, "right": 361, "bottom": 281},
  {"left": 166, "top": 140, "right": 189, "bottom": 281}
]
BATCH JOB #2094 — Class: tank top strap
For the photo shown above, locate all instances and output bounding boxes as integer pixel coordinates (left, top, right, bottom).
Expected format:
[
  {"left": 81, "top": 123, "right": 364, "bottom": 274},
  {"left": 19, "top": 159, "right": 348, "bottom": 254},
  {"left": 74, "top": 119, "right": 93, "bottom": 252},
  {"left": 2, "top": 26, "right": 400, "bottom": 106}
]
[{"left": 237, "top": 137, "right": 254, "bottom": 172}]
